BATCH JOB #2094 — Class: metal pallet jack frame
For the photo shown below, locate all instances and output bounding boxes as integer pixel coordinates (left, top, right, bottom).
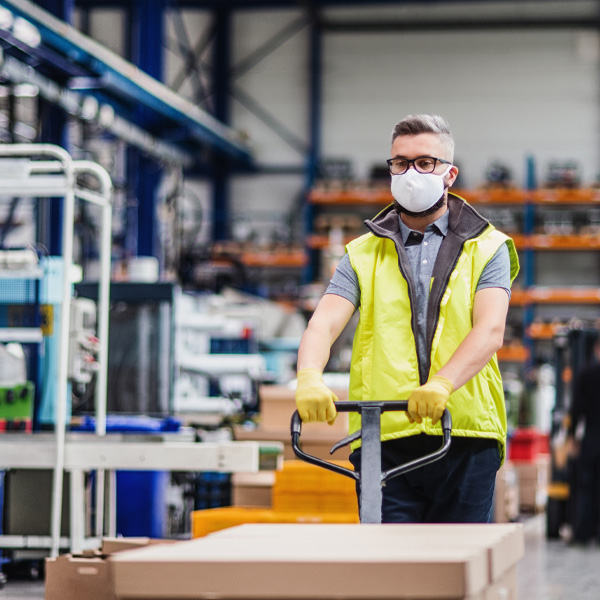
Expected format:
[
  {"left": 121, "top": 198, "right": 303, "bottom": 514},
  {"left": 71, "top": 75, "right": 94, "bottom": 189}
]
[{"left": 291, "top": 401, "right": 452, "bottom": 523}]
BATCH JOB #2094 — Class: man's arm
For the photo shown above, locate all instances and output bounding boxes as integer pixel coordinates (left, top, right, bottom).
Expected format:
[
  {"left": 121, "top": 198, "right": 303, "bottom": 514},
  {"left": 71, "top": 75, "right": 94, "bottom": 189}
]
[
  {"left": 407, "top": 286, "right": 509, "bottom": 424},
  {"left": 295, "top": 293, "right": 356, "bottom": 423},
  {"left": 297, "top": 293, "right": 356, "bottom": 371},
  {"left": 435, "top": 286, "right": 509, "bottom": 390}
]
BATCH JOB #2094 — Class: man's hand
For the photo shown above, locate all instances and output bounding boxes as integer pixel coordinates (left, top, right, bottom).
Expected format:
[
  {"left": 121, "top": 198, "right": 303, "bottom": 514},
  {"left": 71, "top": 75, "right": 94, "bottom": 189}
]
[
  {"left": 295, "top": 368, "right": 338, "bottom": 424},
  {"left": 407, "top": 375, "right": 454, "bottom": 425}
]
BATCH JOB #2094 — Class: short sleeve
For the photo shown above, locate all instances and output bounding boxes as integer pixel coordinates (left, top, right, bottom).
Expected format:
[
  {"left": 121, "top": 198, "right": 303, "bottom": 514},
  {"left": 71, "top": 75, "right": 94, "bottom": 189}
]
[
  {"left": 325, "top": 253, "right": 360, "bottom": 308},
  {"left": 476, "top": 242, "right": 512, "bottom": 299}
]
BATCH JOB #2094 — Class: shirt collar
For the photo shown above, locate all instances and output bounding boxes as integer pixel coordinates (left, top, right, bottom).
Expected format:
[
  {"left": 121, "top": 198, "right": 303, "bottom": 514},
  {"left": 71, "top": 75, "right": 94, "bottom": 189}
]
[{"left": 398, "top": 209, "right": 449, "bottom": 245}]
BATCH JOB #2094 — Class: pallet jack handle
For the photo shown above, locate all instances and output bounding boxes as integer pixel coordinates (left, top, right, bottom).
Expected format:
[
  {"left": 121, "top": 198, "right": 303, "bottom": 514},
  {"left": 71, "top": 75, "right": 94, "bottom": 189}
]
[{"left": 291, "top": 401, "right": 452, "bottom": 523}]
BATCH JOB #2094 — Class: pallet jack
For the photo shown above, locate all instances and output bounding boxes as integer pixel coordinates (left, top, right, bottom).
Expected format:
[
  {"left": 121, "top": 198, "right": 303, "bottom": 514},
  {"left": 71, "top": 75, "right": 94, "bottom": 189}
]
[{"left": 291, "top": 401, "right": 452, "bottom": 523}]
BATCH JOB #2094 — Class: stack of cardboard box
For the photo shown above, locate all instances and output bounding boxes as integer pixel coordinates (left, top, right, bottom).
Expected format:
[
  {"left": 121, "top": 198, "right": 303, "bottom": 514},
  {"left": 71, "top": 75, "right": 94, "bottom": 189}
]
[
  {"left": 513, "top": 454, "right": 550, "bottom": 512},
  {"left": 109, "top": 523, "right": 525, "bottom": 600},
  {"left": 493, "top": 460, "right": 520, "bottom": 523},
  {"left": 234, "top": 384, "right": 350, "bottom": 460}
]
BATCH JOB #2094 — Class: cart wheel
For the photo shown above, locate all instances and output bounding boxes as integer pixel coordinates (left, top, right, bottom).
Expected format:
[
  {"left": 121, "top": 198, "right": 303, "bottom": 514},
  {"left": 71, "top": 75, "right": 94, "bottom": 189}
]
[
  {"left": 546, "top": 497, "right": 566, "bottom": 539},
  {"left": 0, "top": 572, "right": 7, "bottom": 590}
]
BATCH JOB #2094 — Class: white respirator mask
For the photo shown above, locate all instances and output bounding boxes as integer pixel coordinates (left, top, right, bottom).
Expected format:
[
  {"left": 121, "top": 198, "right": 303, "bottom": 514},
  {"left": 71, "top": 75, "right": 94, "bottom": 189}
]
[{"left": 391, "top": 165, "right": 452, "bottom": 213}]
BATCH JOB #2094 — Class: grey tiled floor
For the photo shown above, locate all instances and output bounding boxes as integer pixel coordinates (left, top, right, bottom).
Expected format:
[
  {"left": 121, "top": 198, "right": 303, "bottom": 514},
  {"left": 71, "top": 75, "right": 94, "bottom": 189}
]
[{"left": 1, "top": 515, "right": 599, "bottom": 599}]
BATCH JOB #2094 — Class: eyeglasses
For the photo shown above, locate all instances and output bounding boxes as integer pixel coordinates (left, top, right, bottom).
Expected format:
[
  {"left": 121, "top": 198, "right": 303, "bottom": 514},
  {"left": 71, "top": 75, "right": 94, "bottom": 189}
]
[{"left": 387, "top": 156, "right": 452, "bottom": 176}]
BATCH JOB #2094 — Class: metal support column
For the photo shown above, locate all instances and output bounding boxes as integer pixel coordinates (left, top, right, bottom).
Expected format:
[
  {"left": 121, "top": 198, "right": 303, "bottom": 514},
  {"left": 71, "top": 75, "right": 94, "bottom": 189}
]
[
  {"left": 36, "top": 0, "right": 74, "bottom": 256},
  {"left": 212, "top": 5, "right": 232, "bottom": 241},
  {"left": 129, "top": 0, "right": 167, "bottom": 258},
  {"left": 305, "top": 15, "right": 322, "bottom": 283},
  {"left": 523, "top": 155, "right": 537, "bottom": 368}
]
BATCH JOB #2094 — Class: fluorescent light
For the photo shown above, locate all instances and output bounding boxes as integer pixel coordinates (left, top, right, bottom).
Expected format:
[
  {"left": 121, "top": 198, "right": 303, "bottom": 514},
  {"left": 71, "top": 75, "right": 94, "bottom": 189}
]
[
  {"left": 12, "top": 83, "right": 38, "bottom": 97},
  {"left": 12, "top": 17, "right": 40, "bottom": 48}
]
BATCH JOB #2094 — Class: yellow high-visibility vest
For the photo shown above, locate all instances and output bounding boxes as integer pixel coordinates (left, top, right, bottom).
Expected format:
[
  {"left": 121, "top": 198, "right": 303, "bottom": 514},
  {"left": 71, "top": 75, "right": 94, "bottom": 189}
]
[{"left": 346, "top": 194, "right": 520, "bottom": 461}]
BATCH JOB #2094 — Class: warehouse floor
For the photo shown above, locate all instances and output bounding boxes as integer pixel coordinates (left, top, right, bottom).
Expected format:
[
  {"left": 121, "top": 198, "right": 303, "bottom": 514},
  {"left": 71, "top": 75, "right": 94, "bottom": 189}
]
[{"left": 0, "top": 515, "right": 599, "bottom": 599}]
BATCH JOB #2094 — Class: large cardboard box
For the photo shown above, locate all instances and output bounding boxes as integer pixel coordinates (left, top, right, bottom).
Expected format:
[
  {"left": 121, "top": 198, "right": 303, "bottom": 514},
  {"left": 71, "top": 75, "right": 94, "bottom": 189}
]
[{"left": 111, "top": 523, "right": 524, "bottom": 600}]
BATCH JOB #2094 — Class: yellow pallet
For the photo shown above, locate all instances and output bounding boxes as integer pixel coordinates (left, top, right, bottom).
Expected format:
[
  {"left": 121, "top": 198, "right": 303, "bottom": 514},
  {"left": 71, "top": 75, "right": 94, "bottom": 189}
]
[
  {"left": 274, "top": 460, "right": 356, "bottom": 493},
  {"left": 272, "top": 491, "right": 358, "bottom": 514},
  {"left": 192, "top": 507, "right": 359, "bottom": 538}
]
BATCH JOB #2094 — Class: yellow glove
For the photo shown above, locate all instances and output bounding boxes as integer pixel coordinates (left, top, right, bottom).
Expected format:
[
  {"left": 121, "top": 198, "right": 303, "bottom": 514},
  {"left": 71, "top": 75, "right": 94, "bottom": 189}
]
[
  {"left": 407, "top": 375, "right": 454, "bottom": 425},
  {"left": 295, "top": 368, "right": 338, "bottom": 424}
]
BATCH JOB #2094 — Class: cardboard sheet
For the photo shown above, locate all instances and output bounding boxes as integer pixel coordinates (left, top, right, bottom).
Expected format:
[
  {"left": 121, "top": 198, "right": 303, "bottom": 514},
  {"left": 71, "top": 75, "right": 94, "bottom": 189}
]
[{"left": 110, "top": 523, "right": 523, "bottom": 599}]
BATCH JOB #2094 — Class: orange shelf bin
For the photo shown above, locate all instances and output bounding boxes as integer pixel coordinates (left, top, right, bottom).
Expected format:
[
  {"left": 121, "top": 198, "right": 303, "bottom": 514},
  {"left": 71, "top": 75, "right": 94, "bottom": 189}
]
[
  {"left": 497, "top": 345, "right": 530, "bottom": 363},
  {"left": 240, "top": 251, "right": 308, "bottom": 268},
  {"left": 456, "top": 189, "right": 529, "bottom": 205},
  {"left": 526, "top": 322, "right": 564, "bottom": 340},
  {"left": 533, "top": 188, "right": 600, "bottom": 204},
  {"left": 510, "top": 288, "right": 600, "bottom": 305},
  {"left": 528, "top": 288, "right": 600, "bottom": 304},
  {"left": 308, "top": 188, "right": 392, "bottom": 205},
  {"left": 528, "top": 234, "right": 600, "bottom": 250}
]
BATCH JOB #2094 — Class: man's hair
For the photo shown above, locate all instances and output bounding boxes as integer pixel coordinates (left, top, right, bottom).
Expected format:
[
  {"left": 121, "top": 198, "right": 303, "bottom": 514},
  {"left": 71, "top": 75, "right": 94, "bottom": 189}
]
[{"left": 391, "top": 114, "right": 455, "bottom": 160}]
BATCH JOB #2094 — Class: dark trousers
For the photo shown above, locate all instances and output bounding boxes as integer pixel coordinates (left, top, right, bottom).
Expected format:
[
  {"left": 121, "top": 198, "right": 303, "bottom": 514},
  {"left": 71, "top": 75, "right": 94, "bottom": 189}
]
[
  {"left": 349, "top": 434, "right": 501, "bottom": 523},
  {"left": 573, "top": 440, "right": 600, "bottom": 543}
]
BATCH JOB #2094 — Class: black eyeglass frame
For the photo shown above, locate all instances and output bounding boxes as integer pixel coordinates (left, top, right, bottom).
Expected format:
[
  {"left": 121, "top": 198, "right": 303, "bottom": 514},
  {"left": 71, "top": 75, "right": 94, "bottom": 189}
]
[{"left": 387, "top": 156, "right": 452, "bottom": 176}]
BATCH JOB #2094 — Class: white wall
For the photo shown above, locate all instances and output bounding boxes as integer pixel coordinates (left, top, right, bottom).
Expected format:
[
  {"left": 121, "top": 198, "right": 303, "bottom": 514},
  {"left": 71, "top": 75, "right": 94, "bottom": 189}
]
[
  {"left": 225, "top": 4, "right": 600, "bottom": 231},
  {"left": 321, "top": 28, "right": 600, "bottom": 188}
]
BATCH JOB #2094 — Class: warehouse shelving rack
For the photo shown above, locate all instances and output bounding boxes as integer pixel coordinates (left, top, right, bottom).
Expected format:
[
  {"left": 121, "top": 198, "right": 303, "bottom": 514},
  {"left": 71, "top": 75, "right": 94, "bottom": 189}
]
[
  {"left": 307, "top": 179, "right": 600, "bottom": 368},
  {"left": 0, "top": 143, "right": 113, "bottom": 558},
  {"left": 0, "top": 145, "right": 284, "bottom": 558}
]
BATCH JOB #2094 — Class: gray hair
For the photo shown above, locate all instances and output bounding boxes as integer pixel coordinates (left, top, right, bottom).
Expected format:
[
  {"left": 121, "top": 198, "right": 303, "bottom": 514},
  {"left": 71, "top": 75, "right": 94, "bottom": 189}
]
[{"left": 391, "top": 114, "right": 455, "bottom": 160}]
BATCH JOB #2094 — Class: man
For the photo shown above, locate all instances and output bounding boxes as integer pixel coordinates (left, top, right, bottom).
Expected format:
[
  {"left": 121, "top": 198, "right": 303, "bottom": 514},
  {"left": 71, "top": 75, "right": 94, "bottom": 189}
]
[
  {"left": 295, "top": 114, "right": 519, "bottom": 523},
  {"left": 568, "top": 335, "right": 600, "bottom": 545}
]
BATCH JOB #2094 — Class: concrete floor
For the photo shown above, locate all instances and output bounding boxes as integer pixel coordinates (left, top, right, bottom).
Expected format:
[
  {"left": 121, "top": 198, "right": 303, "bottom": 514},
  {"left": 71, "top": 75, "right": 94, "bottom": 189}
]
[
  {"left": 518, "top": 514, "right": 600, "bottom": 600},
  {"left": 1, "top": 515, "right": 599, "bottom": 599}
]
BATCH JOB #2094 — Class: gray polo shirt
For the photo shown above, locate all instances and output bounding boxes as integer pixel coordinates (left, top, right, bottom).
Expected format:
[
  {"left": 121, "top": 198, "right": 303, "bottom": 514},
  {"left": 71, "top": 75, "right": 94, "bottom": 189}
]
[{"left": 326, "top": 210, "right": 511, "bottom": 367}]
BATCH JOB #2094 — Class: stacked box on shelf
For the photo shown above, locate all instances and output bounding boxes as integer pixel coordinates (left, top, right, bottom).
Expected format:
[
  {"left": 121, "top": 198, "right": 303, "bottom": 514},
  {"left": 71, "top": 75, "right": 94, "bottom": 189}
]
[
  {"left": 231, "top": 471, "right": 275, "bottom": 507},
  {"left": 235, "top": 384, "right": 350, "bottom": 460},
  {"left": 493, "top": 461, "right": 520, "bottom": 523},
  {"left": 508, "top": 427, "right": 550, "bottom": 512},
  {"left": 513, "top": 455, "right": 551, "bottom": 513}
]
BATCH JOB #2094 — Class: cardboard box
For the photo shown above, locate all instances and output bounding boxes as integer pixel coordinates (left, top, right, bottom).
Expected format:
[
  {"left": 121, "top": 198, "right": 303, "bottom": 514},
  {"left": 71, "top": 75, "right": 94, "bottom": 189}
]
[
  {"left": 45, "top": 552, "right": 116, "bottom": 600},
  {"left": 519, "top": 484, "right": 547, "bottom": 511},
  {"left": 211, "top": 523, "right": 524, "bottom": 586},
  {"left": 234, "top": 425, "right": 351, "bottom": 461},
  {"left": 231, "top": 471, "right": 275, "bottom": 507},
  {"left": 258, "top": 384, "right": 349, "bottom": 433},
  {"left": 101, "top": 537, "right": 177, "bottom": 555},
  {"left": 45, "top": 538, "right": 177, "bottom": 600},
  {"left": 111, "top": 523, "right": 524, "bottom": 599},
  {"left": 513, "top": 455, "right": 550, "bottom": 511},
  {"left": 513, "top": 455, "right": 550, "bottom": 484},
  {"left": 493, "top": 461, "right": 519, "bottom": 523}
]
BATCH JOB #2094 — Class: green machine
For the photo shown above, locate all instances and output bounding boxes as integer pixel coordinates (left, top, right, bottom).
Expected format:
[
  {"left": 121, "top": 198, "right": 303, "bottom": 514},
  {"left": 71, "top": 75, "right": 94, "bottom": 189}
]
[{"left": 0, "top": 382, "right": 35, "bottom": 427}]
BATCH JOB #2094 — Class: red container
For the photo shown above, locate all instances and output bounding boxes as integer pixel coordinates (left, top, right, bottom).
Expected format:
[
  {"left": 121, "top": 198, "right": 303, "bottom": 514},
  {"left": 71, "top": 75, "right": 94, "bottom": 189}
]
[{"left": 508, "top": 427, "right": 548, "bottom": 461}]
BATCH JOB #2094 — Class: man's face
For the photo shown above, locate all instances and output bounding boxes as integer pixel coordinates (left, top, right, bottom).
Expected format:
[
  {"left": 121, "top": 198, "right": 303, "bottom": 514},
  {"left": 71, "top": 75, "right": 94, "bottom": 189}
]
[{"left": 391, "top": 133, "right": 458, "bottom": 185}]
